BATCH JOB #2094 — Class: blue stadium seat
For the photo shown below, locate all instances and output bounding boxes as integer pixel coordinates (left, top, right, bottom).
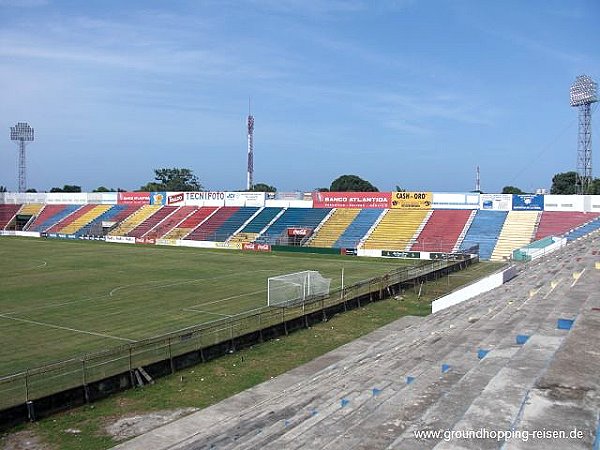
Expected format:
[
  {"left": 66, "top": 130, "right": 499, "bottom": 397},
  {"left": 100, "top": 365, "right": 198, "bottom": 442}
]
[
  {"left": 459, "top": 210, "right": 508, "bottom": 260},
  {"left": 334, "top": 208, "right": 383, "bottom": 249},
  {"left": 213, "top": 207, "right": 260, "bottom": 241},
  {"left": 257, "top": 208, "right": 331, "bottom": 244},
  {"left": 240, "top": 207, "right": 283, "bottom": 234}
]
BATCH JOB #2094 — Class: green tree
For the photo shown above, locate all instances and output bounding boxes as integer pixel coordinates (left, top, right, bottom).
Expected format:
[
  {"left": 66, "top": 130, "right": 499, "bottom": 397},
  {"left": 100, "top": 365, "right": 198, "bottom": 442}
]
[
  {"left": 330, "top": 175, "right": 378, "bottom": 192},
  {"left": 50, "top": 185, "right": 81, "bottom": 193},
  {"left": 250, "top": 183, "right": 276, "bottom": 192},
  {"left": 139, "top": 168, "right": 204, "bottom": 192},
  {"left": 315, "top": 187, "right": 329, "bottom": 192},
  {"left": 550, "top": 171, "right": 578, "bottom": 195},
  {"left": 93, "top": 186, "right": 114, "bottom": 192},
  {"left": 25, "top": 188, "right": 37, "bottom": 193},
  {"left": 502, "top": 186, "right": 525, "bottom": 194},
  {"left": 395, "top": 185, "right": 406, "bottom": 192},
  {"left": 592, "top": 178, "right": 600, "bottom": 195},
  {"left": 0, "top": 186, "right": 7, "bottom": 193}
]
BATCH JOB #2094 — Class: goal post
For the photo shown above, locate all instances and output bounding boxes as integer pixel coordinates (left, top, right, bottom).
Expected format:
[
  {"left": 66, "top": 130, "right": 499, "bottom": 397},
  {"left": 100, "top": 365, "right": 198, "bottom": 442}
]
[{"left": 267, "top": 270, "right": 332, "bottom": 307}]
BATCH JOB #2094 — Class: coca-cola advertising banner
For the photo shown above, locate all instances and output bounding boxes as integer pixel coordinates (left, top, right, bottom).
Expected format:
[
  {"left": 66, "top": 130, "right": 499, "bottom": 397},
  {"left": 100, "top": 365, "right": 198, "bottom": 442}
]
[
  {"left": 242, "top": 243, "right": 271, "bottom": 252},
  {"left": 312, "top": 192, "right": 391, "bottom": 208},
  {"left": 287, "top": 228, "right": 312, "bottom": 237}
]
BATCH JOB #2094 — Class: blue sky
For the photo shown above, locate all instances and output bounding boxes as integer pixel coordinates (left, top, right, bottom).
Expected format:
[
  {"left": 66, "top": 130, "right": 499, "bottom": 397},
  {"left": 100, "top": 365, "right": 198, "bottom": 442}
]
[{"left": 1, "top": 0, "right": 599, "bottom": 193}]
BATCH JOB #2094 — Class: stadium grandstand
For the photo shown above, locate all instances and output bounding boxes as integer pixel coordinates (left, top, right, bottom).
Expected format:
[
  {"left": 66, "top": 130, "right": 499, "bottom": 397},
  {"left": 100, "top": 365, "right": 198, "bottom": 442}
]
[
  {"left": 2, "top": 189, "right": 600, "bottom": 447},
  {"left": 1, "top": 191, "right": 600, "bottom": 260}
]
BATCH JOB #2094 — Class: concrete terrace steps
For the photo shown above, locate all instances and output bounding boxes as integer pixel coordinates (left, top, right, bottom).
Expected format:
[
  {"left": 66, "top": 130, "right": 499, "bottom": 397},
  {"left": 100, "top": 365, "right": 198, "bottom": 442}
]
[
  {"left": 295, "top": 275, "right": 571, "bottom": 449},
  {"left": 114, "top": 233, "right": 600, "bottom": 450}
]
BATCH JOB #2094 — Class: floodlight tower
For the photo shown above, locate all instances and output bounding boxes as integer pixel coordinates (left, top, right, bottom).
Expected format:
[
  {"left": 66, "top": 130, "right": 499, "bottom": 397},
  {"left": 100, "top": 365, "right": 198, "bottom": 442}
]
[
  {"left": 475, "top": 165, "right": 481, "bottom": 192},
  {"left": 570, "top": 75, "right": 597, "bottom": 194},
  {"left": 246, "top": 100, "right": 255, "bottom": 191},
  {"left": 10, "top": 122, "right": 34, "bottom": 193}
]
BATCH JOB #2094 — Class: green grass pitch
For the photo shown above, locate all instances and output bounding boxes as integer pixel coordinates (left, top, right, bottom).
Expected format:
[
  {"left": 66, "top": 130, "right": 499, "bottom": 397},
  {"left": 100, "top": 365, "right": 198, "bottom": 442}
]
[{"left": 0, "top": 237, "right": 415, "bottom": 376}]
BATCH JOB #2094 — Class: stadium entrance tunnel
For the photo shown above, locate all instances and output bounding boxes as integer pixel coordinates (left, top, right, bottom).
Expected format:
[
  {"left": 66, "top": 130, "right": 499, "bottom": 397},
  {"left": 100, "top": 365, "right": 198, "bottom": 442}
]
[{"left": 0, "top": 256, "right": 476, "bottom": 429}]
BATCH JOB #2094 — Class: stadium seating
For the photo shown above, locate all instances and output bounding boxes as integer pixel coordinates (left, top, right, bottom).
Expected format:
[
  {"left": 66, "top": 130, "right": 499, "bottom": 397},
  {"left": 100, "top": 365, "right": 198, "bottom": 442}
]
[
  {"left": 144, "top": 206, "right": 199, "bottom": 239},
  {"left": 27, "top": 204, "right": 82, "bottom": 232},
  {"left": 362, "top": 209, "right": 429, "bottom": 250},
  {"left": 228, "top": 207, "right": 283, "bottom": 244},
  {"left": 459, "top": 210, "right": 508, "bottom": 260},
  {"left": 184, "top": 207, "right": 240, "bottom": 241},
  {"left": 308, "top": 208, "right": 360, "bottom": 248},
  {"left": 108, "top": 205, "right": 162, "bottom": 236},
  {"left": 53, "top": 204, "right": 113, "bottom": 235},
  {"left": 46, "top": 204, "right": 98, "bottom": 234},
  {"left": 534, "top": 211, "right": 600, "bottom": 240},
  {"left": 333, "top": 208, "right": 384, "bottom": 249},
  {"left": 0, "top": 204, "right": 22, "bottom": 229},
  {"left": 490, "top": 211, "right": 539, "bottom": 261},
  {"left": 162, "top": 206, "right": 218, "bottom": 240},
  {"left": 410, "top": 209, "right": 473, "bottom": 253},
  {"left": 17, "top": 203, "right": 44, "bottom": 217},
  {"left": 255, "top": 208, "right": 332, "bottom": 245},
  {"left": 74, "top": 204, "right": 130, "bottom": 237},
  {"left": 127, "top": 206, "right": 177, "bottom": 238},
  {"left": 237, "top": 207, "right": 283, "bottom": 234},
  {"left": 209, "top": 207, "right": 260, "bottom": 242},
  {"left": 565, "top": 216, "right": 600, "bottom": 241}
]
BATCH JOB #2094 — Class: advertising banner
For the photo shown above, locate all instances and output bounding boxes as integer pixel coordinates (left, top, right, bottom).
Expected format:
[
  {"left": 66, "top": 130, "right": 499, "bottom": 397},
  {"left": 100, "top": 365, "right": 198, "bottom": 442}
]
[
  {"left": 149, "top": 192, "right": 186, "bottom": 206},
  {"left": 312, "top": 192, "right": 391, "bottom": 209},
  {"left": 135, "top": 237, "right": 156, "bottom": 245},
  {"left": 275, "top": 192, "right": 304, "bottom": 200},
  {"left": 382, "top": 250, "right": 421, "bottom": 259},
  {"left": 287, "top": 228, "right": 312, "bottom": 237},
  {"left": 480, "top": 194, "right": 512, "bottom": 211},
  {"left": 432, "top": 192, "right": 479, "bottom": 209},
  {"left": 512, "top": 194, "right": 544, "bottom": 211},
  {"left": 183, "top": 191, "right": 226, "bottom": 206},
  {"left": 390, "top": 192, "right": 432, "bottom": 209},
  {"left": 45, "top": 193, "right": 88, "bottom": 205},
  {"left": 242, "top": 243, "right": 272, "bottom": 252},
  {"left": 105, "top": 235, "right": 136, "bottom": 244},
  {"left": 224, "top": 192, "right": 266, "bottom": 207},
  {"left": 117, "top": 192, "right": 150, "bottom": 205}
]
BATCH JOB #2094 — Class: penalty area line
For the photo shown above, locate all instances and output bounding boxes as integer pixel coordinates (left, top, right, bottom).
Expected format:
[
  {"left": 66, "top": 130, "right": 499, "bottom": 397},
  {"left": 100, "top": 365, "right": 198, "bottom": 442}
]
[{"left": 0, "top": 314, "right": 136, "bottom": 343}]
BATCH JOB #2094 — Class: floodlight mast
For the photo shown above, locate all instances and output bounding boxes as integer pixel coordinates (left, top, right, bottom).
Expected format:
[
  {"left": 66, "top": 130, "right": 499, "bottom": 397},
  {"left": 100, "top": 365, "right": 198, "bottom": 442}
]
[
  {"left": 570, "top": 75, "right": 597, "bottom": 194},
  {"left": 246, "top": 99, "right": 254, "bottom": 191},
  {"left": 10, "top": 122, "right": 34, "bottom": 193}
]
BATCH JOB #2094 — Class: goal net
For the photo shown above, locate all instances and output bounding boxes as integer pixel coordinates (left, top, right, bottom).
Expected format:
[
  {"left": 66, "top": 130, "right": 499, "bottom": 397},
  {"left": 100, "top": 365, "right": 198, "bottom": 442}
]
[{"left": 268, "top": 270, "right": 332, "bottom": 307}]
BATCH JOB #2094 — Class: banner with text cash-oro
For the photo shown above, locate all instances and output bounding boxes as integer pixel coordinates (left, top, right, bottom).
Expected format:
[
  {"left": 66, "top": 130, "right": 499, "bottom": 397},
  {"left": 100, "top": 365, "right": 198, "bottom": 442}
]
[{"left": 391, "top": 192, "right": 432, "bottom": 209}]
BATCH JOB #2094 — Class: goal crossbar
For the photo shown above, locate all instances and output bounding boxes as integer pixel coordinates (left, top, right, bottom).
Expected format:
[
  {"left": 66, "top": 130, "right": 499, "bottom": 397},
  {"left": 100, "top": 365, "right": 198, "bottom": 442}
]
[{"left": 267, "top": 270, "right": 331, "bottom": 307}]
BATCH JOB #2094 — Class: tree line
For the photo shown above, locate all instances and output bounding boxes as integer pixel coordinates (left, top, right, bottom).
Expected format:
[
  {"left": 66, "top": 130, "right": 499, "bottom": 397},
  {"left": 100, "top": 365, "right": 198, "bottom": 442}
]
[{"left": 2, "top": 169, "right": 599, "bottom": 195}]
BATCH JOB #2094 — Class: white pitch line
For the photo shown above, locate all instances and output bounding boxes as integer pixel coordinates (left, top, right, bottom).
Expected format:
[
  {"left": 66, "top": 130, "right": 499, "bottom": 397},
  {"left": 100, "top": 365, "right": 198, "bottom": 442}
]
[{"left": 0, "top": 314, "right": 135, "bottom": 342}]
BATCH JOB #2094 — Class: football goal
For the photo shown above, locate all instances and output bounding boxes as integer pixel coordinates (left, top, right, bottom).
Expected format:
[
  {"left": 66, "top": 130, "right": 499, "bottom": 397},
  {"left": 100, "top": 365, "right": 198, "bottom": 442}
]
[{"left": 267, "top": 270, "right": 332, "bottom": 307}]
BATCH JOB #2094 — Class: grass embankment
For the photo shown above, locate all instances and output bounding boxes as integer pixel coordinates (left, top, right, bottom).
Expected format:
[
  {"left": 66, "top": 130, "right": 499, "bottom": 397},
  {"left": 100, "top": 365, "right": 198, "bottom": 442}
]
[{"left": 1, "top": 258, "right": 503, "bottom": 450}]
